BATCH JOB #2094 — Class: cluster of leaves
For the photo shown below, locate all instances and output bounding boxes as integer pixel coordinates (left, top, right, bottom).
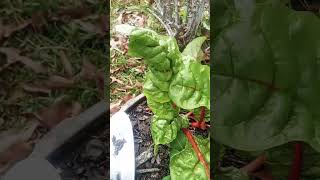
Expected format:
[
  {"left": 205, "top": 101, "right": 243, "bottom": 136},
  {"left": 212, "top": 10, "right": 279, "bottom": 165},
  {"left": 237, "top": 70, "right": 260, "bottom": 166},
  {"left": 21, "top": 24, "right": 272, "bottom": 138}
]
[
  {"left": 128, "top": 27, "right": 210, "bottom": 179},
  {"left": 212, "top": 0, "right": 320, "bottom": 178}
]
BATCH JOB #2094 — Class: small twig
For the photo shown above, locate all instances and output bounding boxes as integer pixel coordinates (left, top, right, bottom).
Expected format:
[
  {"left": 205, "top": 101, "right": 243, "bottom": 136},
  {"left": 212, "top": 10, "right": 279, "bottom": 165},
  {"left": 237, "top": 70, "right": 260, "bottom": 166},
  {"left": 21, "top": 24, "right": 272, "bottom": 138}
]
[
  {"left": 136, "top": 148, "right": 153, "bottom": 167},
  {"left": 147, "top": 7, "right": 174, "bottom": 36},
  {"left": 136, "top": 168, "right": 160, "bottom": 174},
  {"left": 154, "top": 0, "right": 163, "bottom": 14},
  {"left": 174, "top": 0, "right": 179, "bottom": 25},
  {"left": 299, "top": 0, "right": 310, "bottom": 10},
  {"left": 182, "top": 0, "right": 206, "bottom": 42}
]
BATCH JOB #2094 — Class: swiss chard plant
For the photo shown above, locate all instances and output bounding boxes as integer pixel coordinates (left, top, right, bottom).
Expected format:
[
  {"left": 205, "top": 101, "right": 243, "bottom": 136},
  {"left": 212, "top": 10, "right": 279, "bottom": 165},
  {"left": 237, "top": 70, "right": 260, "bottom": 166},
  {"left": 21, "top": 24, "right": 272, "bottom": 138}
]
[
  {"left": 127, "top": 28, "right": 210, "bottom": 179},
  {"left": 212, "top": 0, "right": 320, "bottom": 179}
]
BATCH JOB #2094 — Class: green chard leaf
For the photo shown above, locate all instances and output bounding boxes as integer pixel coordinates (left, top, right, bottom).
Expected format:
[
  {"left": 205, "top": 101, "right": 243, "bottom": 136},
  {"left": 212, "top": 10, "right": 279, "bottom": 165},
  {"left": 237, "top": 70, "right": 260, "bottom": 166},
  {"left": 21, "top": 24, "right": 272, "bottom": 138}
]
[
  {"left": 143, "top": 72, "right": 171, "bottom": 103},
  {"left": 151, "top": 116, "right": 189, "bottom": 147},
  {"left": 182, "top": 36, "right": 207, "bottom": 61},
  {"left": 212, "top": 0, "right": 320, "bottom": 152},
  {"left": 147, "top": 99, "right": 179, "bottom": 120},
  {"left": 169, "top": 62, "right": 210, "bottom": 110},
  {"left": 169, "top": 131, "right": 210, "bottom": 180}
]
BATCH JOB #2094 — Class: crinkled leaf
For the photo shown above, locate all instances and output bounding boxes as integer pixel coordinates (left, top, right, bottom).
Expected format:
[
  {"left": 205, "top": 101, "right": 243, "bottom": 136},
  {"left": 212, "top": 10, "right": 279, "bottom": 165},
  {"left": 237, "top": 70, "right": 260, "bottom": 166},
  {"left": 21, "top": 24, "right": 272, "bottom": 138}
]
[
  {"left": 147, "top": 99, "right": 179, "bottom": 120},
  {"left": 166, "top": 36, "right": 183, "bottom": 74},
  {"left": 151, "top": 116, "right": 188, "bottom": 147},
  {"left": 128, "top": 29, "right": 182, "bottom": 81},
  {"left": 182, "top": 36, "right": 206, "bottom": 61},
  {"left": 170, "top": 62, "right": 210, "bottom": 109},
  {"left": 212, "top": 0, "right": 320, "bottom": 151},
  {"left": 143, "top": 75, "right": 170, "bottom": 103},
  {"left": 169, "top": 131, "right": 210, "bottom": 180},
  {"left": 146, "top": 71, "right": 170, "bottom": 91}
]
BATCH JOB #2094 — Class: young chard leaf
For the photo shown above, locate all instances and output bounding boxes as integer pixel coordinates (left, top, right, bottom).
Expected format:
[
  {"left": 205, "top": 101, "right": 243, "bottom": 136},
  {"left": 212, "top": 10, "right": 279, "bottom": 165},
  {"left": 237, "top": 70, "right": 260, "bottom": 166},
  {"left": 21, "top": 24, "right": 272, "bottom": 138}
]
[
  {"left": 151, "top": 116, "right": 189, "bottom": 148},
  {"left": 182, "top": 36, "right": 207, "bottom": 61},
  {"left": 147, "top": 99, "right": 179, "bottom": 120},
  {"left": 143, "top": 74, "right": 171, "bottom": 103}
]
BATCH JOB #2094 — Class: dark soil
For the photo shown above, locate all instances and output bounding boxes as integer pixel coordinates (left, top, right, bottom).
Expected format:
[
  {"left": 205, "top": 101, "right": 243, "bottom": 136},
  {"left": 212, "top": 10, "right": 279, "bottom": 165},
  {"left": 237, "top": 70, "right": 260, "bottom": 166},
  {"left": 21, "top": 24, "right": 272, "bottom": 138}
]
[
  {"left": 221, "top": 149, "right": 249, "bottom": 168},
  {"left": 57, "top": 122, "right": 109, "bottom": 180},
  {"left": 128, "top": 101, "right": 170, "bottom": 180}
]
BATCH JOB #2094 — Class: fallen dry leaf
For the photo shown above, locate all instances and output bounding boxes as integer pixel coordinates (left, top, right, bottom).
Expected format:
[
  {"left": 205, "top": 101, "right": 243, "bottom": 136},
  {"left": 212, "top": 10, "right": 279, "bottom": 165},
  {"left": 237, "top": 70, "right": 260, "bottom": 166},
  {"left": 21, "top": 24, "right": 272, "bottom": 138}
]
[
  {"left": 110, "top": 67, "right": 122, "bottom": 74},
  {"left": 124, "top": 85, "right": 133, "bottom": 90},
  {"left": 136, "top": 82, "right": 143, "bottom": 89},
  {"left": 21, "top": 83, "right": 51, "bottom": 94},
  {"left": 0, "top": 63, "right": 17, "bottom": 73},
  {"left": 0, "top": 48, "right": 21, "bottom": 63},
  {"left": 45, "top": 75, "right": 74, "bottom": 89},
  {"left": 71, "top": 102, "right": 82, "bottom": 117},
  {"left": 133, "top": 65, "right": 145, "bottom": 74},
  {"left": 18, "top": 56, "right": 46, "bottom": 74},
  {"left": 59, "top": 51, "right": 73, "bottom": 77},
  {"left": 110, "top": 76, "right": 124, "bottom": 85},
  {"left": 96, "top": 69, "right": 105, "bottom": 99},
  {"left": 110, "top": 101, "right": 121, "bottom": 114},
  {"left": 118, "top": 11, "right": 147, "bottom": 27},
  {"left": 122, "top": 93, "right": 133, "bottom": 103},
  {"left": 57, "top": 6, "right": 92, "bottom": 19},
  {"left": 34, "top": 99, "right": 74, "bottom": 129},
  {"left": 128, "top": 77, "right": 133, "bottom": 86},
  {"left": 110, "top": 94, "right": 134, "bottom": 115},
  {"left": 31, "top": 11, "right": 49, "bottom": 32},
  {"left": 7, "top": 87, "right": 26, "bottom": 104},
  {"left": 0, "top": 141, "right": 33, "bottom": 175},
  {"left": 0, "top": 47, "right": 46, "bottom": 73},
  {"left": 75, "top": 20, "right": 105, "bottom": 36},
  {"left": 99, "top": 15, "right": 108, "bottom": 34},
  {"left": 110, "top": 35, "right": 128, "bottom": 53},
  {"left": 0, "top": 19, "right": 31, "bottom": 40},
  {"left": 78, "top": 60, "right": 97, "bottom": 81},
  {"left": 115, "top": 88, "right": 127, "bottom": 92},
  {"left": 0, "top": 120, "right": 38, "bottom": 154}
]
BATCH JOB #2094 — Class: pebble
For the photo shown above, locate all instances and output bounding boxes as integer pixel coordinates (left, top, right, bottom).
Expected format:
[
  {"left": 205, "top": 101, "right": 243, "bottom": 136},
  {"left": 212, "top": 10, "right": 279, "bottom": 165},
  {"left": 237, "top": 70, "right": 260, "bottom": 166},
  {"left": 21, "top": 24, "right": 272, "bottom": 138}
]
[
  {"left": 83, "top": 139, "right": 104, "bottom": 160},
  {"left": 76, "top": 167, "right": 85, "bottom": 175}
]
